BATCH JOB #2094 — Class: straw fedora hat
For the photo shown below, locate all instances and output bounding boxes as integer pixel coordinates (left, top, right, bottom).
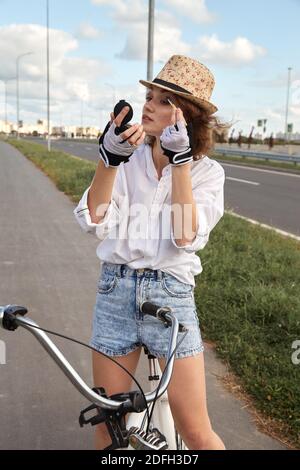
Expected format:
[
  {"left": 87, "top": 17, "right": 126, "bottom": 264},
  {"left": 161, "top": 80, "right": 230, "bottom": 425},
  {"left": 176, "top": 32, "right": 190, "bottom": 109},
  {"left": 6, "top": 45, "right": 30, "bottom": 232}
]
[{"left": 139, "top": 54, "right": 218, "bottom": 115}]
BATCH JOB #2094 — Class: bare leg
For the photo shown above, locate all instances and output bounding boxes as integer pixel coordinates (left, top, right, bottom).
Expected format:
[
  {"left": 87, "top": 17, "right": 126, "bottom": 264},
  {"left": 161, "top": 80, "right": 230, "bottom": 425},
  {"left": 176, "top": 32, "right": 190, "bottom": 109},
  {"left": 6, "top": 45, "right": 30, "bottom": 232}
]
[
  {"left": 159, "top": 352, "right": 225, "bottom": 450},
  {"left": 92, "top": 347, "right": 142, "bottom": 449}
]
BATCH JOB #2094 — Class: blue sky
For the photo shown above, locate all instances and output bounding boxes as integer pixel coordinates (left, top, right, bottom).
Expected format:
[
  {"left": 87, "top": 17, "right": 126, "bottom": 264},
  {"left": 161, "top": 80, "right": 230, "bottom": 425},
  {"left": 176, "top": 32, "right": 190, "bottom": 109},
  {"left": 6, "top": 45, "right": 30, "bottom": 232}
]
[{"left": 0, "top": 0, "right": 299, "bottom": 135}]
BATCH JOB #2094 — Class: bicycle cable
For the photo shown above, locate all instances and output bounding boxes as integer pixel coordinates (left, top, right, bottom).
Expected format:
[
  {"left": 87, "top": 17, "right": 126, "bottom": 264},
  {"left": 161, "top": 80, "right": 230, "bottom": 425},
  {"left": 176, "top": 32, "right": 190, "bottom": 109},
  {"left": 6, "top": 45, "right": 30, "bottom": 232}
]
[
  {"left": 17, "top": 319, "right": 187, "bottom": 439},
  {"left": 144, "top": 330, "right": 188, "bottom": 436},
  {"left": 20, "top": 322, "right": 150, "bottom": 428}
]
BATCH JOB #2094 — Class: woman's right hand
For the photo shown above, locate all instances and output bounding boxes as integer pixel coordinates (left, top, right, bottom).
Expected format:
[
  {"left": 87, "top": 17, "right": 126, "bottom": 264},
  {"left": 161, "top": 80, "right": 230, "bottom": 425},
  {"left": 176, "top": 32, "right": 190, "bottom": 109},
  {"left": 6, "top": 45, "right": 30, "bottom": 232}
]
[
  {"left": 99, "top": 107, "right": 145, "bottom": 168},
  {"left": 110, "top": 106, "right": 145, "bottom": 147}
]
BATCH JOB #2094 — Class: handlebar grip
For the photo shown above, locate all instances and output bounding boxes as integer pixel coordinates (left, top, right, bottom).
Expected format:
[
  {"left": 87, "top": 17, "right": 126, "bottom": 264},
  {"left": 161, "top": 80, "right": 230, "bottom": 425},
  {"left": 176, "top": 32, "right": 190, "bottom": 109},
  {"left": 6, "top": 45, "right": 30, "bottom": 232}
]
[
  {"left": 140, "top": 301, "right": 162, "bottom": 317},
  {"left": 140, "top": 302, "right": 173, "bottom": 329},
  {"left": 1, "top": 305, "right": 28, "bottom": 331},
  {"left": 140, "top": 301, "right": 187, "bottom": 333}
]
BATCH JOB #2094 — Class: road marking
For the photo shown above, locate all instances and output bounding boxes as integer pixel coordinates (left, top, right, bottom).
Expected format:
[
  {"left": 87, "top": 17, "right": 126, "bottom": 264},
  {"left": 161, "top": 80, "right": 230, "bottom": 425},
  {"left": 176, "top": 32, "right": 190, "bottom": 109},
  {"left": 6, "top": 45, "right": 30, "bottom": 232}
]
[
  {"left": 226, "top": 176, "right": 260, "bottom": 186},
  {"left": 221, "top": 162, "right": 300, "bottom": 178},
  {"left": 226, "top": 210, "right": 300, "bottom": 241}
]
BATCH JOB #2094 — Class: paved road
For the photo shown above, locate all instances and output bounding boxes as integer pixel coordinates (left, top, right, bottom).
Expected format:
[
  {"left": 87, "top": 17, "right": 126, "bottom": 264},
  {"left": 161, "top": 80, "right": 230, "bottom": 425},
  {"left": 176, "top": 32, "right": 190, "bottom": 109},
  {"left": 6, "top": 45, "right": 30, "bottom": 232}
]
[
  {"left": 223, "top": 162, "right": 300, "bottom": 236},
  {"left": 0, "top": 141, "right": 287, "bottom": 449},
  {"left": 0, "top": 140, "right": 98, "bottom": 449},
  {"left": 24, "top": 137, "right": 300, "bottom": 237}
]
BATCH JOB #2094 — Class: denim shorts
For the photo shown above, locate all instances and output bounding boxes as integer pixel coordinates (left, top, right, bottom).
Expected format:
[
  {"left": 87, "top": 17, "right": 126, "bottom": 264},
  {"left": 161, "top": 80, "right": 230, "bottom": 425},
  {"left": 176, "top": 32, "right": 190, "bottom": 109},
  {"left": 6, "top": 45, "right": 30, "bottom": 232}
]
[{"left": 90, "top": 262, "right": 204, "bottom": 359}]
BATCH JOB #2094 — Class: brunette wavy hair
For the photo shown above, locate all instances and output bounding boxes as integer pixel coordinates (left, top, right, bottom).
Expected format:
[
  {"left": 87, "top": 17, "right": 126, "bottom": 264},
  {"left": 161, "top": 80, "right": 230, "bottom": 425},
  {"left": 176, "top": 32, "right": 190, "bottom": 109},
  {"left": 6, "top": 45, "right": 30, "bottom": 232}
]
[{"left": 145, "top": 95, "right": 229, "bottom": 160}]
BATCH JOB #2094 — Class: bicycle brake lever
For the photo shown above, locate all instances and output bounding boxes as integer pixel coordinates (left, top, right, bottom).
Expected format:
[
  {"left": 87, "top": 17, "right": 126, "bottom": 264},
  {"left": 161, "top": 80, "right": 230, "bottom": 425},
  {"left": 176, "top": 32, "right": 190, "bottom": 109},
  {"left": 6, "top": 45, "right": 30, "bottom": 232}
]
[{"left": 159, "top": 310, "right": 187, "bottom": 332}]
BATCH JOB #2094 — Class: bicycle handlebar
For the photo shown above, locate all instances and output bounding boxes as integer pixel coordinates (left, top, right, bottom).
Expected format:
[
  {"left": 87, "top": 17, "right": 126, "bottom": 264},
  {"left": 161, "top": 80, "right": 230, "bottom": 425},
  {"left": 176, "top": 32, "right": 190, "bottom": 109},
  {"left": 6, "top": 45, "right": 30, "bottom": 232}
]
[{"left": 0, "top": 302, "right": 183, "bottom": 411}]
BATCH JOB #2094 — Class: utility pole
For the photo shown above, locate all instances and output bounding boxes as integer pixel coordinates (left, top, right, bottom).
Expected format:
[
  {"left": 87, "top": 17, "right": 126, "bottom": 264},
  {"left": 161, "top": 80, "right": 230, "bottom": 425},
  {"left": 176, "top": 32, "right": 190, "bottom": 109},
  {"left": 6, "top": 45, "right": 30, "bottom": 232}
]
[
  {"left": 1, "top": 80, "right": 9, "bottom": 132},
  {"left": 284, "top": 67, "right": 292, "bottom": 144},
  {"left": 147, "top": 0, "right": 155, "bottom": 81},
  {"left": 16, "top": 52, "right": 32, "bottom": 139},
  {"left": 46, "top": 0, "right": 51, "bottom": 151}
]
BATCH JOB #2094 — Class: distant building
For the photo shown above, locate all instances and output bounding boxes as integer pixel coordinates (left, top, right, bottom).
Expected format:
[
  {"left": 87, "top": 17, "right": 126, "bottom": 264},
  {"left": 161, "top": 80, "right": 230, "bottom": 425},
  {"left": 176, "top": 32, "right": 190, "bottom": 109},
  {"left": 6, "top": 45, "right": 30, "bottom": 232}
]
[
  {"left": 52, "top": 126, "right": 65, "bottom": 137},
  {"left": 64, "top": 126, "right": 99, "bottom": 138},
  {"left": 0, "top": 119, "right": 100, "bottom": 138}
]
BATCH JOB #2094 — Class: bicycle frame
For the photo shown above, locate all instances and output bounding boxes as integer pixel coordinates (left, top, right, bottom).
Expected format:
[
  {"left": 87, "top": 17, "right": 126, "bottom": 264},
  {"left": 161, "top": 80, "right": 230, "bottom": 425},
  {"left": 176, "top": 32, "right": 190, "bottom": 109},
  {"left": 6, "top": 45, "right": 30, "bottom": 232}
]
[
  {"left": 0, "top": 303, "right": 187, "bottom": 450},
  {"left": 127, "top": 352, "right": 180, "bottom": 450}
]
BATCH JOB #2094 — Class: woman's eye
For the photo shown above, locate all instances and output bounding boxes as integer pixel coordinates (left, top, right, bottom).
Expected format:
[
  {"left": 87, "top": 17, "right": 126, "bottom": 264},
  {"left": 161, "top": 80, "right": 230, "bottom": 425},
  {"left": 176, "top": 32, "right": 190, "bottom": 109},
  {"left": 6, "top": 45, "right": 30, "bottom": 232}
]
[
  {"left": 146, "top": 96, "right": 152, "bottom": 101},
  {"left": 161, "top": 99, "right": 170, "bottom": 105}
]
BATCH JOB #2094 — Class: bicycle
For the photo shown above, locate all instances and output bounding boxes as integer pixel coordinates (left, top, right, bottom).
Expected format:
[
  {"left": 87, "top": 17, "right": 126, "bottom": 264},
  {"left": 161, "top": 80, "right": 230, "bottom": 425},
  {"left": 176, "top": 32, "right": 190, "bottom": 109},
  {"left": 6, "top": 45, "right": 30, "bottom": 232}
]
[{"left": 0, "top": 301, "right": 188, "bottom": 450}]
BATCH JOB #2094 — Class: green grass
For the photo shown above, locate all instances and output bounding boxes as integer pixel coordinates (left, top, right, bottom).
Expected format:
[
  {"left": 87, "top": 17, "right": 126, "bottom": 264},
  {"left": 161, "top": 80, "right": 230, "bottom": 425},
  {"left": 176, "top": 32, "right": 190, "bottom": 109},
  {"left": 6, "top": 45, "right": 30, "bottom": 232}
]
[
  {"left": 8, "top": 138, "right": 300, "bottom": 447},
  {"left": 195, "top": 215, "right": 300, "bottom": 446},
  {"left": 56, "top": 138, "right": 98, "bottom": 144},
  {"left": 213, "top": 152, "right": 300, "bottom": 174}
]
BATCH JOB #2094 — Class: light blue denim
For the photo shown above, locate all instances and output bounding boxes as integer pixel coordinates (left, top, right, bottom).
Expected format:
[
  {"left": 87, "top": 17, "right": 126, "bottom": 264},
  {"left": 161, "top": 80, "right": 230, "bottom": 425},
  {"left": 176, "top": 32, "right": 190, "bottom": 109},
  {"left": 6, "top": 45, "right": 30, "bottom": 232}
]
[{"left": 90, "top": 262, "right": 204, "bottom": 359}]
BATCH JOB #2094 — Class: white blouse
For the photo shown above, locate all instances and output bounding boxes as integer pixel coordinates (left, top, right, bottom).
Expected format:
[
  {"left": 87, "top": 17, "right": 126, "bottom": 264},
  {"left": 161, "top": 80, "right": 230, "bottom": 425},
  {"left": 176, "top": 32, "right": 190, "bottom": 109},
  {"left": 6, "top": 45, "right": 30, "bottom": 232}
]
[{"left": 74, "top": 143, "right": 225, "bottom": 287}]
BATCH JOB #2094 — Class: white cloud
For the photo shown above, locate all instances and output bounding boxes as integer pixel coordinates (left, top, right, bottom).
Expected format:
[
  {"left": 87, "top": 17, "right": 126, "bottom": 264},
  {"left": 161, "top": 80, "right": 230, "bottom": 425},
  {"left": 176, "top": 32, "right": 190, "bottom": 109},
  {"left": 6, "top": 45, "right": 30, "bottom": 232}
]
[
  {"left": 0, "top": 23, "right": 112, "bottom": 85},
  {"left": 92, "top": 0, "right": 147, "bottom": 23},
  {"left": 162, "top": 0, "right": 215, "bottom": 23},
  {"left": 76, "top": 22, "right": 102, "bottom": 40},
  {"left": 193, "top": 34, "right": 267, "bottom": 66},
  {"left": 92, "top": 0, "right": 215, "bottom": 24},
  {"left": 91, "top": 1, "right": 265, "bottom": 68},
  {"left": 92, "top": 0, "right": 190, "bottom": 62},
  {"left": 290, "top": 106, "right": 300, "bottom": 117},
  {"left": 0, "top": 23, "right": 113, "bottom": 126},
  {"left": 117, "top": 17, "right": 190, "bottom": 62},
  {"left": 265, "top": 108, "right": 283, "bottom": 120},
  {"left": 248, "top": 73, "right": 300, "bottom": 89},
  {"left": 291, "top": 80, "right": 300, "bottom": 107},
  {"left": 0, "top": 22, "right": 151, "bottom": 129}
]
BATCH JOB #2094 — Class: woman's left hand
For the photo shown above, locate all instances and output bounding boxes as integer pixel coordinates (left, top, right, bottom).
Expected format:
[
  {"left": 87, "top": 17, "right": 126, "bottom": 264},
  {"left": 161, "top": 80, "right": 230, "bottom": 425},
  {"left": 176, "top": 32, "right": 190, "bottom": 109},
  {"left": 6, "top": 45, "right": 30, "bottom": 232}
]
[{"left": 160, "top": 108, "right": 193, "bottom": 166}]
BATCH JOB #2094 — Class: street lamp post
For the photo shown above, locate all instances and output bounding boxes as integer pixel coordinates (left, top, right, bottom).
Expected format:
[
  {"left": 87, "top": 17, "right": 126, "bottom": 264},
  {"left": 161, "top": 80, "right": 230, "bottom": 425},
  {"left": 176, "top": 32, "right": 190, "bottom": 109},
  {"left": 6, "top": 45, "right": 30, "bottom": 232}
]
[
  {"left": 284, "top": 67, "right": 292, "bottom": 144},
  {"left": 4, "top": 80, "right": 8, "bottom": 130},
  {"left": 147, "top": 0, "right": 155, "bottom": 81},
  {"left": 16, "top": 52, "right": 33, "bottom": 139},
  {"left": 46, "top": 0, "right": 51, "bottom": 151},
  {"left": 80, "top": 99, "right": 83, "bottom": 129}
]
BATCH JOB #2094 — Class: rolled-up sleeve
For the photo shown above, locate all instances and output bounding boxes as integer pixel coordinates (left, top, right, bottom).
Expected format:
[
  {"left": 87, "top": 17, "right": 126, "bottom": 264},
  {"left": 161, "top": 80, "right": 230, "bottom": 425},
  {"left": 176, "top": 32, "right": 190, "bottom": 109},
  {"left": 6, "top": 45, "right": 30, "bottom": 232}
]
[
  {"left": 73, "top": 186, "right": 120, "bottom": 240},
  {"left": 74, "top": 166, "right": 124, "bottom": 240},
  {"left": 171, "top": 165, "right": 225, "bottom": 253}
]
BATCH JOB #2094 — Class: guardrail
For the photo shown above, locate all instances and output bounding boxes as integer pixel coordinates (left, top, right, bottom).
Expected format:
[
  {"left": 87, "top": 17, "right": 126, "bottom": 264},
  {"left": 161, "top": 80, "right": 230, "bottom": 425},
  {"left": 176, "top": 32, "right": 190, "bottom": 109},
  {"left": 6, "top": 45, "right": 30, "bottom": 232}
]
[{"left": 214, "top": 148, "right": 300, "bottom": 165}]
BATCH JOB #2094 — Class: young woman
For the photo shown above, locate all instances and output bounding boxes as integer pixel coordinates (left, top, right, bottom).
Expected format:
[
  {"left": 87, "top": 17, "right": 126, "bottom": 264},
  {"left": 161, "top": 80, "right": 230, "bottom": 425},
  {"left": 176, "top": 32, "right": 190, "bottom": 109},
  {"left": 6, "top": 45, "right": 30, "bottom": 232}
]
[{"left": 74, "top": 55, "right": 226, "bottom": 450}]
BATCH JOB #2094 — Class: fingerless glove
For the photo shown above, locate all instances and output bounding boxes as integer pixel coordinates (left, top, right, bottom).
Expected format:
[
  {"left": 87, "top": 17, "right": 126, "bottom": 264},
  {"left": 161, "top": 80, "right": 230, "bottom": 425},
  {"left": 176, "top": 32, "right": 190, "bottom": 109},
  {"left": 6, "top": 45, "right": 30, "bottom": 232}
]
[
  {"left": 160, "top": 120, "right": 193, "bottom": 166},
  {"left": 99, "top": 121, "right": 135, "bottom": 168}
]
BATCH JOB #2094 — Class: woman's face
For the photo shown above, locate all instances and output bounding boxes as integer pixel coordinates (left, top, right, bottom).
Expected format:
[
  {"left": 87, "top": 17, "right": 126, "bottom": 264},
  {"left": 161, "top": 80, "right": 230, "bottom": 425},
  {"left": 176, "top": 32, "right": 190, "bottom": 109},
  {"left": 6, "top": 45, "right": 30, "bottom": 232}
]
[{"left": 141, "top": 87, "right": 177, "bottom": 136}]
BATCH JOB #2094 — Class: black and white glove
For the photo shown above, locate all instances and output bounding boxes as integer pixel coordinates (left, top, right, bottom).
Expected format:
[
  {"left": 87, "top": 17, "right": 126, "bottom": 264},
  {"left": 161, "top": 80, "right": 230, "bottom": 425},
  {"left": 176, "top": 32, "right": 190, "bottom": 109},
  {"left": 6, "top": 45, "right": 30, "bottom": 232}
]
[
  {"left": 160, "top": 109, "right": 193, "bottom": 166},
  {"left": 99, "top": 121, "right": 135, "bottom": 168}
]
